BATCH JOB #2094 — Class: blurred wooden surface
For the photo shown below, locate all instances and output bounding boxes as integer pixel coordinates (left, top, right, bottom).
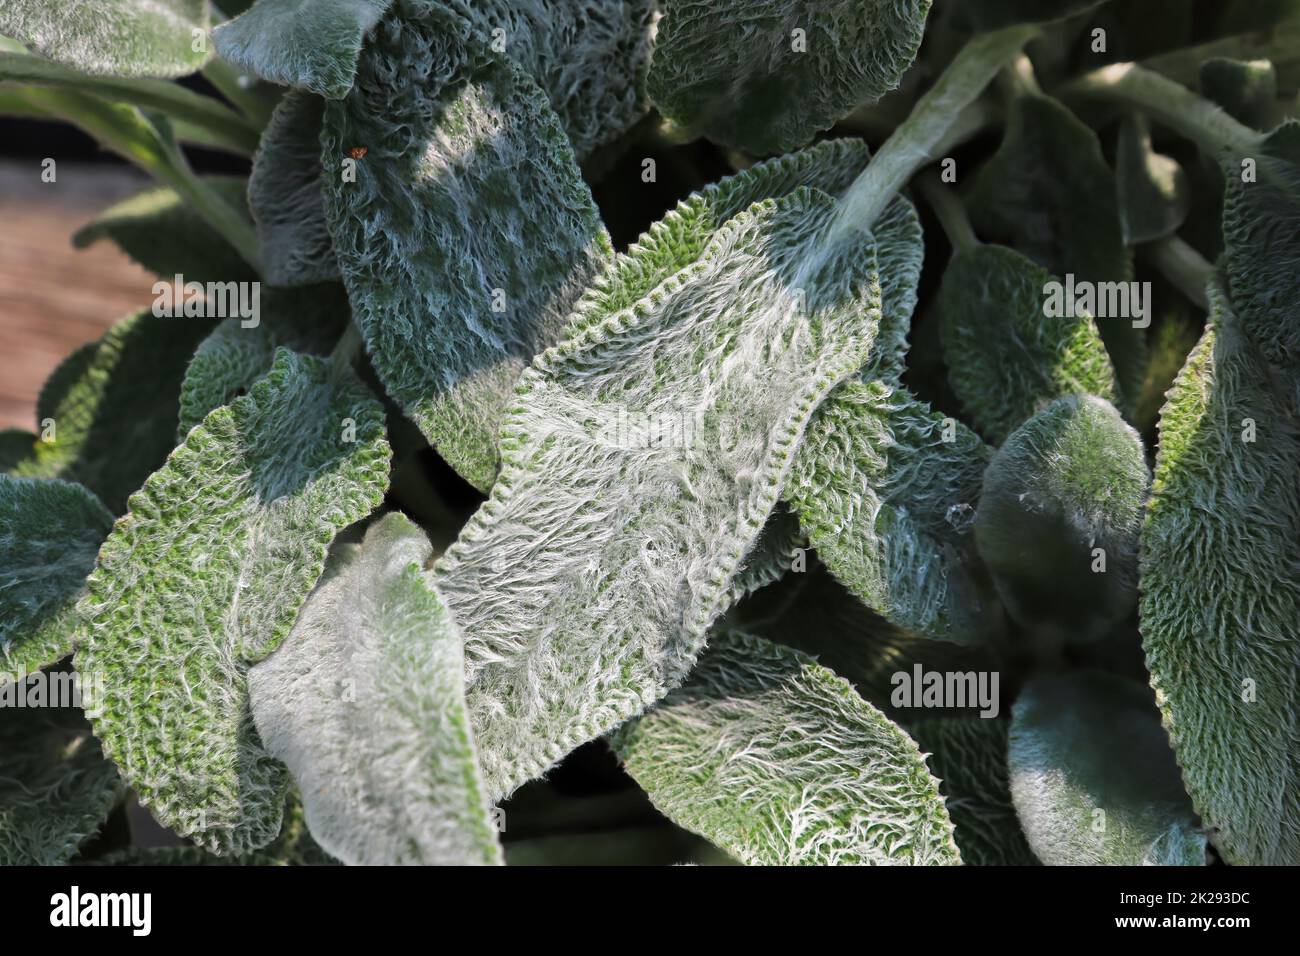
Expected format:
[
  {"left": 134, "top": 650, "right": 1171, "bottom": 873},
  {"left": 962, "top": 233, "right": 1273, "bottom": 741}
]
[{"left": 0, "top": 162, "right": 158, "bottom": 430}]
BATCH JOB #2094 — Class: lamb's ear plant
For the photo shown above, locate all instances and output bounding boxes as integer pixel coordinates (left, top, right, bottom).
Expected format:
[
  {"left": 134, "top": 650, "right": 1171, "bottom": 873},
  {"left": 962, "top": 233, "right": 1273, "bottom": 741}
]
[{"left": 1, "top": 0, "right": 1297, "bottom": 867}]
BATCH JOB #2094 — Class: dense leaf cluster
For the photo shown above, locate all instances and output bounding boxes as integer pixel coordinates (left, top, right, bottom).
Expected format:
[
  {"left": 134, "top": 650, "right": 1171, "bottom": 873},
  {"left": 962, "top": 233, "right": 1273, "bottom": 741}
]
[{"left": 0, "top": 0, "right": 1297, "bottom": 866}]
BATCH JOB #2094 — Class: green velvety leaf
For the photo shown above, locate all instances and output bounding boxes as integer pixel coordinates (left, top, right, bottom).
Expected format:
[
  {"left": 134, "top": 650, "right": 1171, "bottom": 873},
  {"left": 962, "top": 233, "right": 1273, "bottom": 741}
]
[
  {"left": 249, "top": 92, "right": 338, "bottom": 286},
  {"left": 728, "top": 506, "right": 808, "bottom": 603},
  {"left": 1008, "top": 672, "right": 1208, "bottom": 866},
  {"left": 1116, "top": 113, "right": 1190, "bottom": 245},
  {"left": 959, "top": 0, "right": 1108, "bottom": 30},
  {"left": 434, "top": 189, "right": 883, "bottom": 799},
  {"left": 1133, "top": 304, "right": 1202, "bottom": 436},
  {"left": 321, "top": 2, "right": 612, "bottom": 491},
  {"left": 249, "top": 513, "right": 502, "bottom": 865},
  {"left": 0, "top": 429, "right": 37, "bottom": 472},
  {"left": 976, "top": 395, "right": 1148, "bottom": 644},
  {"left": 1201, "top": 57, "right": 1279, "bottom": 129},
  {"left": 9, "top": 310, "right": 219, "bottom": 514},
  {"left": 937, "top": 244, "right": 1118, "bottom": 444},
  {"left": 0, "top": 0, "right": 211, "bottom": 78},
  {"left": 72, "top": 177, "right": 256, "bottom": 286},
  {"left": 969, "top": 93, "right": 1144, "bottom": 401},
  {"left": 212, "top": 0, "right": 393, "bottom": 99},
  {"left": 575, "top": 142, "right": 935, "bottom": 624},
  {"left": 178, "top": 284, "right": 350, "bottom": 435},
  {"left": 93, "top": 793, "right": 339, "bottom": 865},
  {"left": 1222, "top": 120, "right": 1300, "bottom": 376},
  {"left": 77, "top": 349, "right": 391, "bottom": 854},
  {"left": 0, "top": 51, "right": 259, "bottom": 154},
  {"left": 579, "top": 138, "right": 921, "bottom": 382},
  {"left": 733, "top": 562, "right": 1008, "bottom": 721},
  {"left": 1140, "top": 289, "right": 1300, "bottom": 865},
  {"left": 648, "top": 0, "right": 932, "bottom": 155},
  {"left": 0, "top": 705, "right": 123, "bottom": 865},
  {"left": 0, "top": 476, "right": 113, "bottom": 675},
  {"left": 610, "top": 631, "right": 960, "bottom": 865},
  {"left": 432, "top": 0, "right": 656, "bottom": 160},
  {"left": 910, "top": 718, "right": 1038, "bottom": 866},
  {"left": 789, "top": 380, "right": 999, "bottom": 644}
]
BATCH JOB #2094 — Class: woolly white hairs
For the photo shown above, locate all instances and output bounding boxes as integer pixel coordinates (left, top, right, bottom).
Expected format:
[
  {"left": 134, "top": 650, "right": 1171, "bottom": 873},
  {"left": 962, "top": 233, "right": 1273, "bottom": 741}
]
[
  {"left": 177, "top": 285, "right": 351, "bottom": 436},
  {"left": 76, "top": 350, "right": 391, "bottom": 855},
  {"left": 1008, "top": 671, "right": 1207, "bottom": 866},
  {"left": 0, "top": 706, "right": 122, "bottom": 866},
  {"left": 1140, "top": 285, "right": 1300, "bottom": 866},
  {"left": 908, "top": 718, "right": 1037, "bottom": 866},
  {"left": 790, "top": 379, "right": 998, "bottom": 644},
  {"left": 248, "top": 92, "right": 340, "bottom": 287},
  {"left": 648, "top": 0, "right": 931, "bottom": 155},
  {"left": 213, "top": 0, "right": 393, "bottom": 99},
  {"left": 0, "top": 0, "right": 212, "bottom": 78},
  {"left": 322, "top": 2, "right": 613, "bottom": 492},
  {"left": 0, "top": 475, "right": 112, "bottom": 675},
  {"left": 436, "top": 187, "right": 883, "bottom": 800},
  {"left": 611, "top": 631, "right": 960, "bottom": 865},
  {"left": 250, "top": 513, "right": 501, "bottom": 865},
  {"left": 431, "top": 0, "right": 656, "bottom": 160}
]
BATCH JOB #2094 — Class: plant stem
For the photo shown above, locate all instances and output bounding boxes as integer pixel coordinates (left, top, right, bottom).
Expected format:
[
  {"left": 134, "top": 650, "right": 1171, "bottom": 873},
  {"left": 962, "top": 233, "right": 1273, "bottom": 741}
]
[
  {"left": 15, "top": 86, "right": 260, "bottom": 270},
  {"left": 827, "top": 23, "right": 1038, "bottom": 240},
  {"left": 0, "top": 51, "right": 261, "bottom": 154},
  {"left": 1140, "top": 16, "right": 1300, "bottom": 90},
  {"left": 914, "top": 171, "right": 979, "bottom": 254},
  {"left": 202, "top": 56, "right": 279, "bottom": 130},
  {"left": 1061, "top": 63, "right": 1266, "bottom": 156},
  {"left": 330, "top": 321, "right": 364, "bottom": 376},
  {"left": 1143, "top": 235, "right": 1214, "bottom": 311}
]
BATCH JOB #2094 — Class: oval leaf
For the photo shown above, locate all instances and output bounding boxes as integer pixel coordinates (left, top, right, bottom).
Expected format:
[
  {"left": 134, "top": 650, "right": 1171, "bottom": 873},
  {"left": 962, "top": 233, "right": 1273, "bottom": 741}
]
[
  {"left": 1140, "top": 287, "right": 1300, "bottom": 865},
  {"left": 249, "top": 513, "right": 503, "bottom": 865},
  {"left": 1008, "top": 671, "right": 1208, "bottom": 866},
  {"left": 648, "top": 0, "right": 932, "bottom": 155},
  {"left": 0, "top": 476, "right": 113, "bottom": 675},
  {"left": 938, "top": 244, "right": 1118, "bottom": 444},
  {"left": 321, "top": 4, "right": 612, "bottom": 491},
  {"left": 790, "top": 380, "right": 999, "bottom": 644},
  {"left": 212, "top": 0, "right": 393, "bottom": 99},
  {"left": 0, "top": 0, "right": 212, "bottom": 78},
  {"left": 77, "top": 349, "right": 391, "bottom": 854},
  {"left": 9, "top": 310, "right": 220, "bottom": 514},
  {"left": 610, "top": 631, "right": 961, "bottom": 865},
  {"left": 435, "top": 189, "right": 882, "bottom": 800},
  {"left": 976, "top": 395, "right": 1148, "bottom": 644}
]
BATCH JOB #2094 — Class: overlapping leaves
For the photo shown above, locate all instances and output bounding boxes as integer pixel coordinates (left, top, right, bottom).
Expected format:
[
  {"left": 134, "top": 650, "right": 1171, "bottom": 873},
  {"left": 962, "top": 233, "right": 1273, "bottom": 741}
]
[{"left": 77, "top": 350, "right": 390, "bottom": 853}]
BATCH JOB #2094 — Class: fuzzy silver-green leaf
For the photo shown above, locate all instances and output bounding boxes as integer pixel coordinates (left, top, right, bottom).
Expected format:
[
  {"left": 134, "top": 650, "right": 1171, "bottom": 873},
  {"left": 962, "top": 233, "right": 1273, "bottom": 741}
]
[
  {"left": 76, "top": 349, "right": 390, "bottom": 854},
  {"left": 250, "top": 513, "right": 502, "bottom": 865},
  {"left": 212, "top": 0, "right": 393, "bottom": 99},
  {"left": 0, "top": 705, "right": 123, "bottom": 865},
  {"left": 9, "top": 310, "right": 219, "bottom": 514},
  {"left": 0, "top": 476, "right": 113, "bottom": 675},
  {"left": 976, "top": 395, "right": 1149, "bottom": 644},
  {"left": 321, "top": 2, "right": 611, "bottom": 491},
  {"left": 938, "top": 244, "right": 1118, "bottom": 444},
  {"left": 1139, "top": 287, "right": 1300, "bottom": 865},
  {"left": 1008, "top": 671, "right": 1207, "bottom": 866},
  {"left": 0, "top": 0, "right": 211, "bottom": 78},
  {"left": 648, "top": 0, "right": 932, "bottom": 155},
  {"left": 435, "top": 189, "right": 882, "bottom": 800},
  {"left": 790, "top": 380, "right": 997, "bottom": 644},
  {"left": 611, "top": 631, "right": 960, "bottom": 865}
]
